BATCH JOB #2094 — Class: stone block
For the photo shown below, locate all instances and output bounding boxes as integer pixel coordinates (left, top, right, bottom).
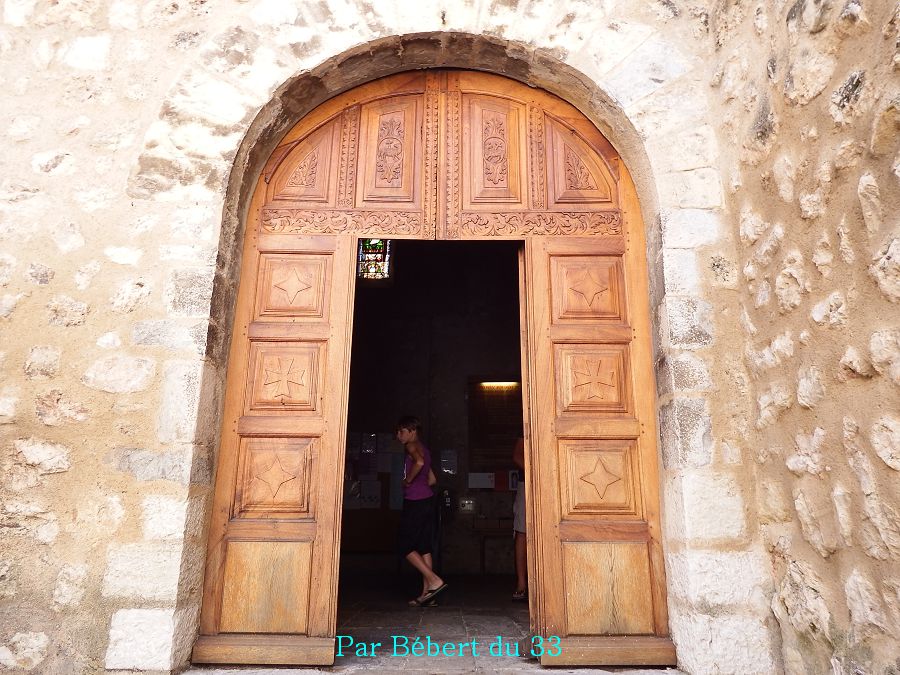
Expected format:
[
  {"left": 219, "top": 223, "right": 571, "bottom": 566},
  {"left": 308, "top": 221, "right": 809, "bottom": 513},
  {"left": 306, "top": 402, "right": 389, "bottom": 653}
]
[
  {"left": 660, "top": 296, "right": 713, "bottom": 350},
  {"left": 658, "top": 168, "right": 724, "bottom": 209},
  {"left": 132, "top": 320, "right": 205, "bottom": 353},
  {"left": 662, "top": 248, "right": 701, "bottom": 295},
  {"left": 869, "top": 235, "right": 899, "bottom": 302},
  {"left": 102, "top": 542, "right": 182, "bottom": 601},
  {"left": 46, "top": 294, "right": 88, "bottom": 326},
  {"left": 82, "top": 354, "right": 156, "bottom": 393},
  {"left": 669, "top": 609, "right": 777, "bottom": 675},
  {"left": 0, "top": 388, "right": 16, "bottom": 423},
  {"left": 648, "top": 125, "right": 719, "bottom": 172},
  {"left": 14, "top": 437, "right": 71, "bottom": 473},
  {"left": 667, "top": 549, "right": 771, "bottom": 610},
  {"left": 666, "top": 470, "right": 747, "bottom": 542},
  {"left": 110, "top": 279, "right": 151, "bottom": 313},
  {"left": 870, "top": 328, "right": 900, "bottom": 385},
  {"left": 603, "top": 37, "right": 692, "bottom": 109},
  {"left": 111, "top": 446, "right": 193, "bottom": 483},
  {"left": 157, "top": 360, "right": 202, "bottom": 443},
  {"left": 0, "top": 632, "right": 49, "bottom": 671},
  {"left": 658, "top": 352, "right": 713, "bottom": 396},
  {"left": 796, "top": 367, "right": 825, "bottom": 409},
  {"left": 105, "top": 609, "right": 174, "bottom": 670},
  {"left": 165, "top": 268, "right": 214, "bottom": 317},
  {"left": 62, "top": 35, "right": 110, "bottom": 70},
  {"left": 660, "top": 396, "right": 712, "bottom": 469},
  {"left": 34, "top": 389, "right": 89, "bottom": 426},
  {"left": 871, "top": 415, "right": 900, "bottom": 471},
  {"left": 661, "top": 208, "right": 723, "bottom": 248},
  {"left": 24, "top": 345, "right": 60, "bottom": 379},
  {"left": 142, "top": 495, "right": 190, "bottom": 540},
  {"left": 52, "top": 563, "right": 87, "bottom": 607}
]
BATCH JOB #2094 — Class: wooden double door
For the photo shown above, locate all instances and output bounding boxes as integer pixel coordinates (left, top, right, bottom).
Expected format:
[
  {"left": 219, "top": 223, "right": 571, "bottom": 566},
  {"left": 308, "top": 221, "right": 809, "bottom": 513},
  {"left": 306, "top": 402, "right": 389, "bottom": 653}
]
[{"left": 193, "top": 71, "right": 675, "bottom": 667}]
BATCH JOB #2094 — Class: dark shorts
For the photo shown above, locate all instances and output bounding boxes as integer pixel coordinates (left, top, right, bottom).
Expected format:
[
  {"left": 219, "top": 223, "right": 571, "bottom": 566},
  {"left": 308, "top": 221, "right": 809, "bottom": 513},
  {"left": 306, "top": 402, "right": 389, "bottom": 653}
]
[{"left": 398, "top": 496, "right": 435, "bottom": 556}]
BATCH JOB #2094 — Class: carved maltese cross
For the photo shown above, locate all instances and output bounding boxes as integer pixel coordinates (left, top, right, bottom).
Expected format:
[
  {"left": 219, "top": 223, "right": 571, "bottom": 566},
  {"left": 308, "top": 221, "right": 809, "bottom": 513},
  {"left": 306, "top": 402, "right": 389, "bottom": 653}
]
[
  {"left": 264, "top": 358, "right": 306, "bottom": 401},
  {"left": 579, "top": 457, "right": 621, "bottom": 500},
  {"left": 274, "top": 267, "right": 312, "bottom": 305},
  {"left": 568, "top": 269, "right": 609, "bottom": 309},
  {"left": 573, "top": 359, "right": 617, "bottom": 401},
  {"left": 256, "top": 455, "right": 295, "bottom": 500}
]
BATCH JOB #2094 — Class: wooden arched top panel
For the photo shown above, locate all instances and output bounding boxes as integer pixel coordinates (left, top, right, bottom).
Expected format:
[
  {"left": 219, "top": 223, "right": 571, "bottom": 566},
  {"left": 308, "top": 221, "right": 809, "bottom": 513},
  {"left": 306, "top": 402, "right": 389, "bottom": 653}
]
[{"left": 258, "top": 70, "right": 623, "bottom": 239}]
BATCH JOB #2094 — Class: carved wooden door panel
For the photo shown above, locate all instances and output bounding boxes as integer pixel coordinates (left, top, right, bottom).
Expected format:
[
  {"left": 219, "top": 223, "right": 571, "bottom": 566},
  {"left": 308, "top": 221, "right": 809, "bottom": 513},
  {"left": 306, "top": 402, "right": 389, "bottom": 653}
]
[
  {"left": 446, "top": 72, "right": 674, "bottom": 664},
  {"left": 524, "top": 236, "right": 673, "bottom": 665},
  {"left": 193, "top": 72, "right": 435, "bottom": 666}
]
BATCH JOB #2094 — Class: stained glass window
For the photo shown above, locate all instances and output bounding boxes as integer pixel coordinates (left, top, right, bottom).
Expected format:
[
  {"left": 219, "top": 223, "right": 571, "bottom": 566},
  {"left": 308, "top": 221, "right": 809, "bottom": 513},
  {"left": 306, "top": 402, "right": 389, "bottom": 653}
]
[{"left": 357, "top": 239, "right": 393, "bottom": 280}]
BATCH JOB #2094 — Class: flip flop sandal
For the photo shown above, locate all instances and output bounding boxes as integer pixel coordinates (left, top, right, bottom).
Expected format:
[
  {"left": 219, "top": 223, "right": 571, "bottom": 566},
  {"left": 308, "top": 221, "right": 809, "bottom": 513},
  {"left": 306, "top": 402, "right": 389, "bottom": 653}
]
[
  {"left": 408, "top": 596, "right": 439, "bottom": 607},
  {"left": 511, "top": 589, "right": 527, "bottom": 601},
  {"left": 420, "top": 582, "right": 448, "bottom": 602}
]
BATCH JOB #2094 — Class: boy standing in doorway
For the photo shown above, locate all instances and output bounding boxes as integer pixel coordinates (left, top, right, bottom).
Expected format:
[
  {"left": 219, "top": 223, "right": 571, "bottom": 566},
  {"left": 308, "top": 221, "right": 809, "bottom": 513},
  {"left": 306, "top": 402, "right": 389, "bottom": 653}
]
[{"left": 396, "top": 416, "right": 447, "bottom": 606}]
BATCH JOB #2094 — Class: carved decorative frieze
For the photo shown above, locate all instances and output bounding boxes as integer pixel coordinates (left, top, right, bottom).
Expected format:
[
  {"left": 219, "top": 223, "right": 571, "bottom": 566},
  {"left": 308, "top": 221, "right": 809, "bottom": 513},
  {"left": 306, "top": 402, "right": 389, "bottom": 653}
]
[
  {"left": 337, "top": 106, "right": 360, "bottom": 208},
  {"left": 375, "top": 113, "right": 404, "bottom": 187},
  {"left": 444, "top": 90, "right": 462, "bottom": 238},
  {"left": 455, "top": 210, "right": 621, "bottom": 237},
  {"left": 262, "top": 208, "right": 427, "bottom": 236},
  {"left": 529, "top": 106, "right": 546, "bottom": 210},
  {"left": 423, "top": 87, "right": 439, "bottom": 230}
]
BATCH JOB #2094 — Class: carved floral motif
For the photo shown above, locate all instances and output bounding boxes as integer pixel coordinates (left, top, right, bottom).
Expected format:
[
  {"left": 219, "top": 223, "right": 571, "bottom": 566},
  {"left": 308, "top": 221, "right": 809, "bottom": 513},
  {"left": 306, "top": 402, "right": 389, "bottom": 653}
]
[
  {"left": 262, "top": 208, "right": 428, "bottom": 236},
  {"left": 375, "top": 115, "right": 404, "bottom": 186},
  {"left": 565, "top": 146, "right": 596, "bottom": 191},
  {"left": 286, "top": 149, "right": 318, "bottom": 188},
  {"left": 455, "top": 210, "right": 622, "bottom": 237},
  {"left": 482, "top": 113, "right": 508, "bottom": 186}
]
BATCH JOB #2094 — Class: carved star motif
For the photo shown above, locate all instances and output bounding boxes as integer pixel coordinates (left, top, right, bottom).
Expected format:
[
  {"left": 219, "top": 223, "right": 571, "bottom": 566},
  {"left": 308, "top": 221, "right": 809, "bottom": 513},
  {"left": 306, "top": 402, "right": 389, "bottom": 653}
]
[
  {"left": 569, "top": 269, "right": 609, "bottom": 309},
  {"left": 263, "top": 358, "right": 306, "bottom": 401},
  {"left": 256, "top": 454, "right": 295, "bottom": 500},
  {"left": 579, "top": 457, "right": 621, "bottom": 500},
  {"left": 274, "top": 267, "right": 311, "bottom": 305},
  {"left": 573, "top": 359, "right": 617, "bottom": 401}
]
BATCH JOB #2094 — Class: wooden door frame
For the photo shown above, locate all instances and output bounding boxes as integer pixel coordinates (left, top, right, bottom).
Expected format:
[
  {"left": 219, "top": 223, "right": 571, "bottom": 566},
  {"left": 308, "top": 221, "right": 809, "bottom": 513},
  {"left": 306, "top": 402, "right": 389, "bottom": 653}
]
[{"left": 194, "top": 69, "right": 674, "bottom": 667}]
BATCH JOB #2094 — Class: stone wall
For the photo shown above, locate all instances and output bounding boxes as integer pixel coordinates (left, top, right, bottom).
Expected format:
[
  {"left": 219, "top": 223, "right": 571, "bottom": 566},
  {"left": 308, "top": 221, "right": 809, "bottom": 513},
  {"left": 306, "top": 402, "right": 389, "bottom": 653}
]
[
  {"left": 707, "top": 1, "right": 900, "bottom": 673},
  {"left": 0, "top": 0, "right": 894, "bottom": 673}
]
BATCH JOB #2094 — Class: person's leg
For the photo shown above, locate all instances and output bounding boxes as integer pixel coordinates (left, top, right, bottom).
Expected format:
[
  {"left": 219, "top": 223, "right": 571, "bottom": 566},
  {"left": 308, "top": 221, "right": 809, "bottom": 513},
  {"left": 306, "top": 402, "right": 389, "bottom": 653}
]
[
  {"left": 405, "top": 550, "right": 443, "bottom": 592},
  {"left": 421, "top": 553, "right": 434, "bottom": 596},
  {"left": 514, "top": 531, "right": 527, "bottom": 594}
]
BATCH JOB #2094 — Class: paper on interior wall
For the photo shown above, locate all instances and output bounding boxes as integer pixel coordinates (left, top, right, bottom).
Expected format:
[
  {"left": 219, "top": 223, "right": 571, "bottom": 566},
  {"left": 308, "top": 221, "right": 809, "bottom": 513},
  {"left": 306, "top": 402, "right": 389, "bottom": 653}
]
[{"left": 468, "top": 472, "right": 495, "bottom": 488}]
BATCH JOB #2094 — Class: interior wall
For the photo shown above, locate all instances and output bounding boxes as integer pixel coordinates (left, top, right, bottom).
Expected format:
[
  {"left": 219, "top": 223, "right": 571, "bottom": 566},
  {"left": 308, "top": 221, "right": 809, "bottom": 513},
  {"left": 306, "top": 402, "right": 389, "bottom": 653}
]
[{"left": 343, "top": 241, "right": 522, "bottom": 574}]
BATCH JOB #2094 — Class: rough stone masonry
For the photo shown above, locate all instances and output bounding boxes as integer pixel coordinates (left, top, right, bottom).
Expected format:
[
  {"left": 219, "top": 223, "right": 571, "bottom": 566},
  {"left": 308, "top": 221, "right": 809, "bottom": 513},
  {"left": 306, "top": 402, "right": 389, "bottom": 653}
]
[{"left": 0, "top": 0, "right": 897, "bottom": 674}]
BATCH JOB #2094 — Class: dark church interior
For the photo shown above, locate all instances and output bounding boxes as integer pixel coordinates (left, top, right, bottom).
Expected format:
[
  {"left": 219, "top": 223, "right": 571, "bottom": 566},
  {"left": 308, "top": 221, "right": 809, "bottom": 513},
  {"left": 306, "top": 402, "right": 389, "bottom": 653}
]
[{"left": 337, "top": 240, "right": 531, "bottom": 639}]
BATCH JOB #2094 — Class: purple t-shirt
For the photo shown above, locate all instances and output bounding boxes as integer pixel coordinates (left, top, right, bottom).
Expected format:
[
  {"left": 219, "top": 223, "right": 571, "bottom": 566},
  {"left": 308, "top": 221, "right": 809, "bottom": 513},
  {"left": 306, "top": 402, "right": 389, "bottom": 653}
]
[{"left": 403, "top": 445, "right": 433, "bottom": 501}]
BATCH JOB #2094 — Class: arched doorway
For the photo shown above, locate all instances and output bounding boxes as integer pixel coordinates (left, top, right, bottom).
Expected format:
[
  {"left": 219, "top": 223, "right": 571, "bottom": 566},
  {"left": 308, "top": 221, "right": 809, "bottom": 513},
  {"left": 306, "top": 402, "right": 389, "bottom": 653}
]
[{"left": 192, "top": 70, "right": 674, "bottom": 667}]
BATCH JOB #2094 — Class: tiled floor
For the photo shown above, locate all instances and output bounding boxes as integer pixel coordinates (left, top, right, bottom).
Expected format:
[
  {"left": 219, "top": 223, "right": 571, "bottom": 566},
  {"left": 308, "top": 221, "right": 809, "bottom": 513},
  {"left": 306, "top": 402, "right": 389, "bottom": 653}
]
[{"left": 186, "top": 574, "right": 682, "bottom": 674}]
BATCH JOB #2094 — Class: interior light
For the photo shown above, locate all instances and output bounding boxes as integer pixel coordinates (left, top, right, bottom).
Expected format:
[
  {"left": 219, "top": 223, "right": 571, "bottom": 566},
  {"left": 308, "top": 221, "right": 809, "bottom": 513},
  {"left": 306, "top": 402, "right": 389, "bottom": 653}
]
[{"left": 479, "top": 381, "right": 520, "bottom": 390}]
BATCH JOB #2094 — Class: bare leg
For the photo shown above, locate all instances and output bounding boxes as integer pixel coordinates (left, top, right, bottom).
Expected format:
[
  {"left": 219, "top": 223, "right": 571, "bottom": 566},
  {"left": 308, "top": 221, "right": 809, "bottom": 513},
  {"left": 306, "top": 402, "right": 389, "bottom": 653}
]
[
  {"left": 514, "top": 532, "right": 527, "bottom": 593},
  {"left": 421, "top": 553, "right": 434, "bottom": 596},
  {"left": 405, "top": 551, "right": 443, "bottom": 592}
]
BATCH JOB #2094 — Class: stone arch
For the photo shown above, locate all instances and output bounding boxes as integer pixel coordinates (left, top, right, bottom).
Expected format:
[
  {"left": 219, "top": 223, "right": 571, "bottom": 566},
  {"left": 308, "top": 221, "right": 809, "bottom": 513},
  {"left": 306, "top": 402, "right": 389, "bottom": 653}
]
[{"left": 124, "top": 16, "right": 773, "bottom": 673}]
